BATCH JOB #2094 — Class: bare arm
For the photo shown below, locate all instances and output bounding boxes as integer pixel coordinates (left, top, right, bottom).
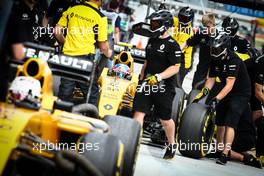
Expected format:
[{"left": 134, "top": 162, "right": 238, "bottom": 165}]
[
  {"left": 204, "top": 77, "right": 216, "bottom": 90},
  {"left": 42, "top": 14, "right": 49, "bottom": 27},
  {"left": 215, "top": 77, "right": 236, "bottom": 100},
  {"left": 114, "top": 27, "right": 120, "bottom": 43},
  {"left": 98, "top": 41, "right": 112, "bottom": 58},
  {"left": 255, "top": 83, "right": 264, "bottom": 103},
  {"left": 54, "top": 24, "right": 65, "bottom": 45},
  {"left": 12, "top": 43, "right": 25, "bottom": 60},
  {"left": 159, "top": 64, "right": 180, "bottom": 80}
]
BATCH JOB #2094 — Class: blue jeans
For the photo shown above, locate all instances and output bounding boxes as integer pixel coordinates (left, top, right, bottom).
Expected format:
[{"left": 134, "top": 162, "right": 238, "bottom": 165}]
[{"left": 58, "top": 55, "right": 99, "bottom": 105}]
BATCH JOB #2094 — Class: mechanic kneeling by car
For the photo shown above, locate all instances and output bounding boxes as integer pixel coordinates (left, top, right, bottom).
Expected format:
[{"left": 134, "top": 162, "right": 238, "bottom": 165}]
[
  {"left": 132, "top": 10, "right": 181, "bottom": 159},
  {"left": 193, "top": 32, "right": 259, "bottom": 166}
]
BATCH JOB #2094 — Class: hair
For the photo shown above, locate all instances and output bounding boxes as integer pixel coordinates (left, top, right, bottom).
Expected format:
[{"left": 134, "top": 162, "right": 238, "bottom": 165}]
[
  {"left": 202, "top": 13, "right": 215, "bottom": 26},
  {"left": 109, "top": 0, "right": 119, "bottom": 10}
]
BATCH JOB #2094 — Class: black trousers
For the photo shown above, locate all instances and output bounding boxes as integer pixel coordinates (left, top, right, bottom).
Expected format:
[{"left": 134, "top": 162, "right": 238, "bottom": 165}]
[{"left": 58, "top": 55, "right": 99, "bottom": 105}]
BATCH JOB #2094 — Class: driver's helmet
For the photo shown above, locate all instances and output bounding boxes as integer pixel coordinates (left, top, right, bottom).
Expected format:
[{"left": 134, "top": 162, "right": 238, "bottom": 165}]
[
  {"left": 9, "top": 76, "right": 41, "bottom": 103},
  {"left": 112, "top": 63, "right": 130, "bottom": 79}
]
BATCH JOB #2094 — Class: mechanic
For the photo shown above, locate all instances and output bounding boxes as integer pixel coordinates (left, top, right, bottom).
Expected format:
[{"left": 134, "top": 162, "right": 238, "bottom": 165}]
[
  {"left": 5, "top": 0, "right": 41, "bottom": 60},
  {"left": 101, "top": 0, "right": 121, "bottom": 45},
  {"left": 0, "top": 0, "right": 41, "bottom": 101},
  {"left": 99, "top": 0, "right": 121, "bottom": 69},
  {"left": 42, "top": 0, "right": 75, "bottom": 27},
  {"left": 41, "top": 0, "right": 75, "bottom": 46},
  {"left": 222, "top": 16, "right": 263, "bottom": 122},
  {"left": 133, "top": 10, "right": 181, "bottom": 159},
  {"left": 193, "top": 33, "right": 252, "bottom": 165},
  {"left": 228, "top": 106, "right": 262, "bottom": 169},
  {"left": 172, "top": 7, "right": 194, "bottom": 86},
  {"left": 54, "top": 0, "right": 112, "bottom": 105},
  {"left": 181, "top": 13, "right": 217, "bottom": 89},
  {"left": 206, "top": 97, "right": 262, "bottom": 168},
  {"left": 254, "top": 54, "right": 264, "bottom": 163}
]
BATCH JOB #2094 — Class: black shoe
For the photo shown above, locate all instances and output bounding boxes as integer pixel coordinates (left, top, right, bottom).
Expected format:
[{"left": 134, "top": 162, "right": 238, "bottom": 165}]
[
  {"left": 163, "top": 143, "right": 177, "bottom": 159},
  {"left": 206, "top": 150, "right": 222, "bottom": 158},
  {"left": 216, "top": 153, "right": 228, "bottom": 165},
  {"left": 243, "top": 154, "right": 263, "bottom": 169}
]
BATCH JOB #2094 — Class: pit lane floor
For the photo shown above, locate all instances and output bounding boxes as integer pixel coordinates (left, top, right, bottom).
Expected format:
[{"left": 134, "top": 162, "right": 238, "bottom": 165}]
[
  {"left": 133, "top": 51, "right": 263, "bottom": 176},
  {"left": 134, "top": 143, "right": 264, "bottom": 176}
]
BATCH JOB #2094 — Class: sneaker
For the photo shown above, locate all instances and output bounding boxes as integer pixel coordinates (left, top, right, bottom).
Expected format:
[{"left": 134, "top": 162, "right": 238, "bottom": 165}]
[
  {"left": 163, "top": 143, "right": 177, "bottom": 159},
  {"left": 243, "top": 154, "right": 262, "bottom": 169},
  {"left": 216, "top": 153, "right": 228, "bottom": 165},
  {"left": 206, "top": 150, "right": 222, "bottom": 158}
]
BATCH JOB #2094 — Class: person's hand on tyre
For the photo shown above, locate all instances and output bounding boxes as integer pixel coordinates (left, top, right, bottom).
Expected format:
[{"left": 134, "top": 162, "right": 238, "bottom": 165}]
[
  {"left": 208, "top": 97, "right": 220, "bottom": 111},
  {"left": 144, "top": 74, "right": 162, "bottom": 85},
  {"left": 192, "top": 87, "right": 210, "bottom": 103}
]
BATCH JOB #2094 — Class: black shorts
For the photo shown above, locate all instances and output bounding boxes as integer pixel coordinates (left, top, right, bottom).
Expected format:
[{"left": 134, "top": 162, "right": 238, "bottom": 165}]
[
  {"left": 133, "top": 83, "right": 175, "bottom": 120},
  {"left": 250, "top": 95, "right": 262, "bottom": 111},
  {"left": 215, "top": 96, "right": 250, "bottom": 129},
  {"left": 232, "top": 132, "right": 255, "bottom": 152}
]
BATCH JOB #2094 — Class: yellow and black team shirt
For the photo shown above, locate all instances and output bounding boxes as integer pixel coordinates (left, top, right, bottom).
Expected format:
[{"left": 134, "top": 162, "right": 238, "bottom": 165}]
[
  {"left": 58, "top": 2, "right": 107, "bottom": 56},
  {"left": 255, "top": 55, "right": 264, "bottom": 86},
  {"left": 209, "top": 51, "right": 251, "bottom": 98},
  {"left": 172, "top": 17, "right": 193, "bottom": 69}
]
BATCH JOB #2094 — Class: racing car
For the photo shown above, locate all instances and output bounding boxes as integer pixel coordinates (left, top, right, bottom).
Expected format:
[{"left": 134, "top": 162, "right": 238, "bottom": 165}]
[
  {"left": 0, "top": 43, "right": 141, "bottom": 176},
  {"left": 98, "top": 42, "right": 145, "bottom": 117}
]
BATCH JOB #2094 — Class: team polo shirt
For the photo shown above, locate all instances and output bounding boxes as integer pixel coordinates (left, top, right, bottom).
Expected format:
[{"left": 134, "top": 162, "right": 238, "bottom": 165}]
[
  {"left": 209, "top": 51, "right": 251, "bottom": 98},
  {"left": 144, "top": 36, "right": 182, "bottom": 89},
  {"left": 58, "top": 2, "right": 107, "bottom": 56}
]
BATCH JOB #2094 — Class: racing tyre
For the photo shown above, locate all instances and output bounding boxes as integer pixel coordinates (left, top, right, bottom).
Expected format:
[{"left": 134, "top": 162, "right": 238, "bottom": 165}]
[
  {"left": 171, "top": 88, "right": 185, "bottom": 123},
  {"left": 104, "top": 115, "right": 141, "bottom": 176},
  {"left": 72, "top": 103, "right": 99, "bottom": 118},
  {"left": 79, "top": 132, "right": 124, "bottom": 176},
  {"left": 178, "top": 103, "right": 215, "bottom": 158}
]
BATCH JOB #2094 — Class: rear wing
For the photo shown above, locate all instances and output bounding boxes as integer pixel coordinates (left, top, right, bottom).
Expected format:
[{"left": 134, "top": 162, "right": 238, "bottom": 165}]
[
  {"left": 21, "top": 42, "right": 95, "bottom": 84},
  {"left": 113, "top": 42, "right": 146, "bottom": 64},
  {"left": 21, "top": 42, "right": 96, "bottom": 102}
]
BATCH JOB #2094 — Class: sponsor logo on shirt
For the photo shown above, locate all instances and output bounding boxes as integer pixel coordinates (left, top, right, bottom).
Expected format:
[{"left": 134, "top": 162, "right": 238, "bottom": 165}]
[
  {"left": 58, "top": 8, "right": 64, "bottom": 13},
  {"left": 22, "top": 13, "right": 30, "bottom": 20},
  {"left": 157, "top": 44, "right": 165, "bottom": 53},
  {"left": 229, "top": 64, "right": 237, "bottom": 71}
]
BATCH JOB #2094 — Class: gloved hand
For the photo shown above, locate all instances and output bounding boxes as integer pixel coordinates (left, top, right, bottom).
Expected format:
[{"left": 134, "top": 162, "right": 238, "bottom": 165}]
[
  {"left": 192, "top": 87, "right": 210, "bottom": 103},
  {"left": 144, "top": 74, "right": 162, "bottom": 85},
  {"left": 208, "top": 97, "right": 220, "bottom": 111}
]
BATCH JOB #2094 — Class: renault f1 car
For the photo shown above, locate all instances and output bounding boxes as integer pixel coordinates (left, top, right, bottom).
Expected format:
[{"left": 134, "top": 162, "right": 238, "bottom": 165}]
[
  {"left": 98, "top": 42, "right": 145, "bottom": 117},
  {"left": 0, "top": 43, "right": 141, "bottom": 176}
]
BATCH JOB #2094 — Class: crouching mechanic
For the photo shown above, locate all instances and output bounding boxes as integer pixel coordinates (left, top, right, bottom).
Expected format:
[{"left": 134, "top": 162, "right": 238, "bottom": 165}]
[
  {"left": 54, "top": 0, "right": 113, "bottom": 105},
  {"left": 133, "top": 10, "right": 181, "bottom": 159},
  {"left": 254, "top": 54, "right": 264, "bottom": 162},
  {"left": 193, "top": 33, "right": 252, "bottom": 165}
]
